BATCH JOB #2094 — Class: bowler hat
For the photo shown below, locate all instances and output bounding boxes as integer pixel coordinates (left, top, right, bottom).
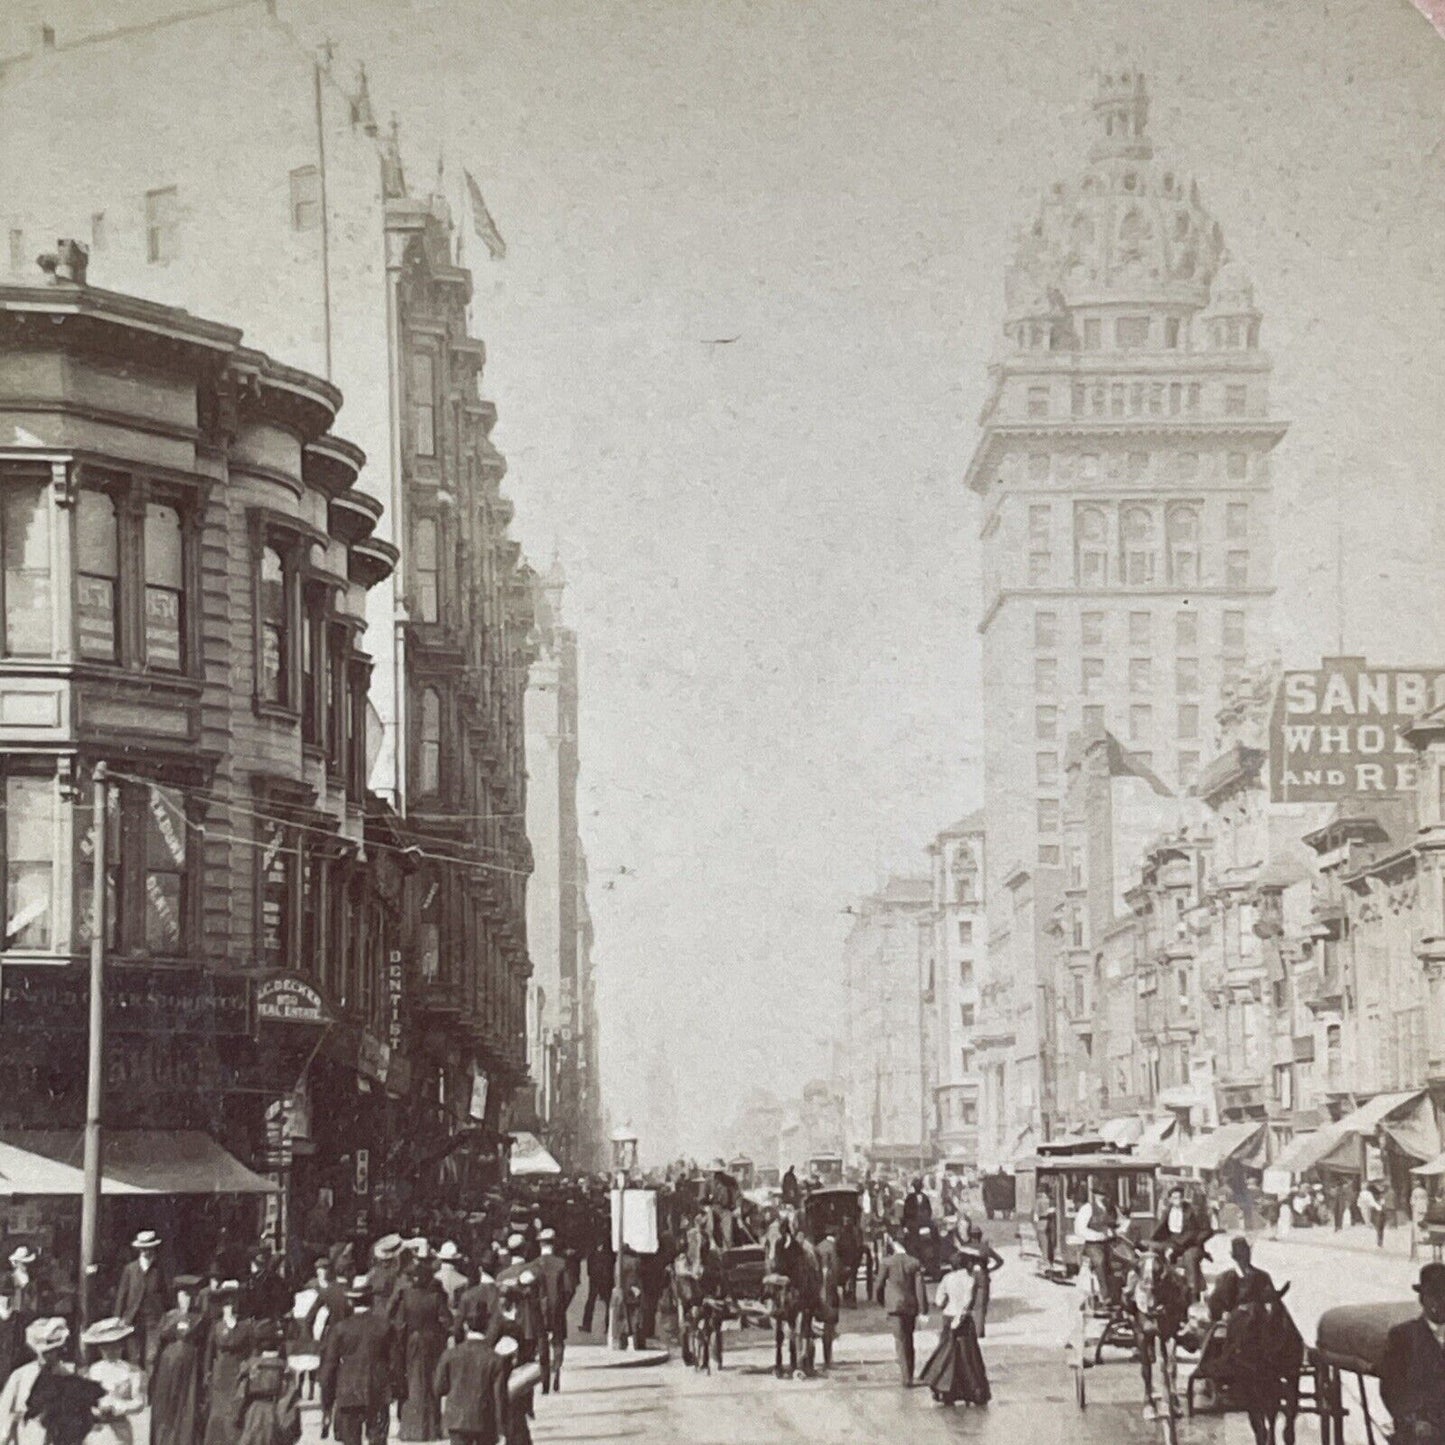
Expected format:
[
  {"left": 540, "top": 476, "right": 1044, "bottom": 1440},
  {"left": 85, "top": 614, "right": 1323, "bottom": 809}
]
[
  {"left": 1415, "top": 1262, "right": 1445, "bottom": 1295},
  {"left": 80, "top": 1317, "right": 133, "bottom": 1348}
]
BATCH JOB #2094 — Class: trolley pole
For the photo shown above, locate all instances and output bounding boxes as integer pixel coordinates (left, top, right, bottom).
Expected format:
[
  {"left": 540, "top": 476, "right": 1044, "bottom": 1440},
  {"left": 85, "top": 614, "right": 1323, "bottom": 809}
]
[{"left": 79, "top": 761, "right": 107, "bottom": 1330}]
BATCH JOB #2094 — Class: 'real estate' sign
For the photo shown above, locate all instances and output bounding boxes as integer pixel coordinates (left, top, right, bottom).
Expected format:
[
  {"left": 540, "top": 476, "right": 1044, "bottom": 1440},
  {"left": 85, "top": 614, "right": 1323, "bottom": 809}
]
[
  {"left": 1270, "top": 658, "right": 1445, "bottom": 801},
  {"left": 256, "top": 974, "right": 331, "bottom": 1026}
]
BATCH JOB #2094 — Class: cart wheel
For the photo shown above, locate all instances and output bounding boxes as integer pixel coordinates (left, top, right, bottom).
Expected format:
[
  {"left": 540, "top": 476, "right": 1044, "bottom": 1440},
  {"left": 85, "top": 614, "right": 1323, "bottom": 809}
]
[{"left": 1074, "top": 1363, "right": 1086, "bottom": 1408}]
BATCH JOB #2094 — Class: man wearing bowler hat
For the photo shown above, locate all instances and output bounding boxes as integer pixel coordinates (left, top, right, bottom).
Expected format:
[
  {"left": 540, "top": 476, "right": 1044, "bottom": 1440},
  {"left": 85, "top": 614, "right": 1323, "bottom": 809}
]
[
  {"left": 1382, "top": 1262, "right": 1445, "bottom": 1442},
  {"left": 113, "top": 1231, "right": 169, "bottom": 1369},
  {"left": 319, "top": 1276, "right": 395, "bottom": 1445}
]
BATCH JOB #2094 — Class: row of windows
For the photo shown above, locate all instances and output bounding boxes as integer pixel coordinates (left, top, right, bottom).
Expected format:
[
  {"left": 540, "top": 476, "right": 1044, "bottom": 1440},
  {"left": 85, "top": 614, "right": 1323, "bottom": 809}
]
[
  {"left": 1035, "top": 698, "right": 1233, "bottom": 747},
  {"left": 1013, "top": 312, "right": 1258, "bottom": 356},
  {"left": 1024, "top": 379, "right": 1253, "bottom": 420},
  {"left": 1019, "top": 448, "right": 1253, "bottom": 485},
  {"left": 1035, "top": 607, "right": 1246, "bottom": 653},
  {"left": 1037, "top": 654, "right": 1206, "bottom": 696},
  {"left": 1027, "top": 547, "right": 1248, "bottom": 590}
]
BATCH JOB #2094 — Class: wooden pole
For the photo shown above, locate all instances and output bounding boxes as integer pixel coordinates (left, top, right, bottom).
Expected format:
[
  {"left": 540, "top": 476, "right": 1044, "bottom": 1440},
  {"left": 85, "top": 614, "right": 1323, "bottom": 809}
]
[{"left": 79, "top": 761, "right": 107, "bottom": 1329}]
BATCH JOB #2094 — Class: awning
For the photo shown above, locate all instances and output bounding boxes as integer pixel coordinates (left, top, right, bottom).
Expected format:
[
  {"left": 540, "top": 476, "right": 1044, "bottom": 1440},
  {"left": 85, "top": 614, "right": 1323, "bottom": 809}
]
[
  {"left": 1100, "top": 1116, "right": 1144, "bottom": 1146},
  {"left": 1157, "top": 1085, "right": 1210, "bottom": 1112},
  {"left": 0, "top": 1131, "right": 278, "bottom": 1196},
  {"left": 1412, "top": 1152, "right": 1445, "bottom": 1178},
  {"left": 1272, "top": 1092, "right": 1427, "bottom": 1179},
  {"left": 1177, "top": 1120, "right": 1267, "bottom": 1173},
  {"left": 508, "top": 1131, "right": 562, "bottom": 1177},
  {"left": 1136, "top": 1117, "right": 1179, "bottom": 1162},
  {"left": 1380, "top": 1097, "right": 1441, "bottom": 1163}
]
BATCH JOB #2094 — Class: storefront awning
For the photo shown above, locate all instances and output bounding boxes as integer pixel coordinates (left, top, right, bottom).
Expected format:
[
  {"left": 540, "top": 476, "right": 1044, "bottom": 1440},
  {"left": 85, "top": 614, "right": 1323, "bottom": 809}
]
[
  {"left": 1412, "top": 1151, "right": 1445, "bottom": 1178},
  {"left": 0, "top": 1131, "right": 278, "bottom": 1196},
  {"left": 1271, "top": 1092, "right": 1427, "bottom": 1179},
  {"left": 1099, "top": 1116, "right": 1145, "bottom": 1147},
  {"left": 1177, "top": 1120, "right": 1266, "bottom": 1173},
  {"left": 508, "top": 1131, "right": 562, "bottom": 1177},
  {"left": 1380, "top": 1097, "right": 1441, "bottom": 1163}
]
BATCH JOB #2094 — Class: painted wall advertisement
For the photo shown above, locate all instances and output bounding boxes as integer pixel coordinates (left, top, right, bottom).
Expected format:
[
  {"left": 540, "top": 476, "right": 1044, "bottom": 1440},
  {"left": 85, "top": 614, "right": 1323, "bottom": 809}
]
[{"left": 1269, "top": 659, "right": 1445, "bottom": 802}]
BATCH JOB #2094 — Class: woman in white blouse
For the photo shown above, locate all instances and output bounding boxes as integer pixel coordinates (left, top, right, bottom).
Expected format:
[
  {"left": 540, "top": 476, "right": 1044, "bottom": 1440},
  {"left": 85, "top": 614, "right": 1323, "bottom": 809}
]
[{"left": 918, "top": 1259, "right": 990, "bottom": 1406}]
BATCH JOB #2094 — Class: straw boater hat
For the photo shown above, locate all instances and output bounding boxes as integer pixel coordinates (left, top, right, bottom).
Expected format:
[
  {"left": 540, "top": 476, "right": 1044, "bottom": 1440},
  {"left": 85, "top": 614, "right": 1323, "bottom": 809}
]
[
  {"left": 538, "top": 1229, "right": 556, "bottom": 1244},
  {"left": 8, "top": 1247, "right": 36, "bottom": 1267},
  {"left": 346, "top": 1275, "right": 373, "bottom": 1302},
  {"left": 25, "top": 1318, "right": 68, "bottom": 1354},
  {"left": 436, "top": 1242, "right": 462, "bottom": 1263},
  {"left": 131, "top": 1231, "right": 162, "bottom": 1251},
  {"left": 80, "top": 1317, "right": 133, "bottom": 1348},
  {"left": 372, "top": 1234, "right": 402, "bottom": 1261},
  {"left": 506, "top": 1234, "right": 526, "bottom": 1252}
]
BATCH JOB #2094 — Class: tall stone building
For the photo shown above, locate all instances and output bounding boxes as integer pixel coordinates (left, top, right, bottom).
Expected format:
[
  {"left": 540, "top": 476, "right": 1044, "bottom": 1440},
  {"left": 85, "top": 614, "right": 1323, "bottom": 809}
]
[{"left": 963, "top": 67, "right": 1287, "bottom": 1147}]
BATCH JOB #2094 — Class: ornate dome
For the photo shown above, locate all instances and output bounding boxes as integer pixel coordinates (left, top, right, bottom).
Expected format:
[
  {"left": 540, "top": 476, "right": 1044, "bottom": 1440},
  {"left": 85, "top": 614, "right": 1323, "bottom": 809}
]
[{"left": 1004, "top": 69, "right": 1226, "bottom": 320}]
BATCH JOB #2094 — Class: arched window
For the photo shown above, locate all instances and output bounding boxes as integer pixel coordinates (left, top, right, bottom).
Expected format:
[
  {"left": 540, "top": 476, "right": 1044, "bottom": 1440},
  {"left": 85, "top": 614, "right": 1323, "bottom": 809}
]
[
  {"left": 1167, "top": 505, "right": 1201, "bottom": 586},
  {"left": 1121, "top": 506, "right": 1157, "bottom": 585},
  {"left": 1075, "top": 506, "right": 1109, "bottom": 588},
  {"left": 418, "top": 686, "right": 442, "bottom": 795}
]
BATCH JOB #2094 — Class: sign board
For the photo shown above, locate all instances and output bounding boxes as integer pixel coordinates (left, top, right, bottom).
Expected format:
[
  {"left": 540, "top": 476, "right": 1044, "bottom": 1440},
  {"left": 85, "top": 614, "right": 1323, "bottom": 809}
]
[
  {"left": 385, "top": 951, "right": 405, "bottom": 1052},
  {"left": 610, "top": 1187, "right": 659, "bottom": 1254},
  {"left": 469, "top": 1068, "right": 489, "bottom": 1122},
  {"left": 257, "top": 975, "right": 330, "bottom": 1026},
  {"left": 1, "top": 964, "right": 253, "bottom": 1036},
  {"left": 1269, "top": 659, "right": 1445, "bottom": 802}
]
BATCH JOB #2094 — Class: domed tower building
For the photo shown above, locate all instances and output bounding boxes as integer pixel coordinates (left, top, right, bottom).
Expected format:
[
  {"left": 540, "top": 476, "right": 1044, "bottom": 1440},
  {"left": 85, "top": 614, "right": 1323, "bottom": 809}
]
[{"left": 963, "top": 69, "right": 1287, "bottom": 1155}]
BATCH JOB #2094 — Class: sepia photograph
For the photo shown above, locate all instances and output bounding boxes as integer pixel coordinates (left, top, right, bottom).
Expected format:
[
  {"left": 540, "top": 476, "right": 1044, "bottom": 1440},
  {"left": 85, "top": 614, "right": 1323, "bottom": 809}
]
[{"left": 0, "top": 0, "right": 1442, "bottom": 1440}]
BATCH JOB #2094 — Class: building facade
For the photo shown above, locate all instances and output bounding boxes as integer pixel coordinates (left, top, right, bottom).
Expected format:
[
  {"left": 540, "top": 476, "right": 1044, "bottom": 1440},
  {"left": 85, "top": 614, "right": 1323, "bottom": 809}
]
[{"left": 964, "top": 67, "right": 1287, "bottom": 1147}]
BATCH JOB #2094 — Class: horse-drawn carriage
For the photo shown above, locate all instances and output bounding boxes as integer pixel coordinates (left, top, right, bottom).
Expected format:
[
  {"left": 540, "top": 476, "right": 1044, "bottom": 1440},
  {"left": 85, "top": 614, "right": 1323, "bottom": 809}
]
[{"left": 1313, "top": 1301, "right": 1417, "bottom": 1445}]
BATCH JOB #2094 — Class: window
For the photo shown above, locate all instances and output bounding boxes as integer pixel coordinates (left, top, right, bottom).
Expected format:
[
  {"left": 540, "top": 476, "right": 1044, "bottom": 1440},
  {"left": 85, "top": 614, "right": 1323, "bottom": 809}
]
[
  {"left": 1225, "top": 384, "right": 1247, "bottom": 417},
  {"left": 1178, "top": 704, "right": 1200, "bottom": 740},
  {"left": 1226, "top": 451, "right": 1248, "bottom": 481},
  {"left": 1037, "top": 799, "right": 1060, "bottom": 834},
  {"left": 1128, "top": 611, "right": 1151, "bottom": 647},
  {"left": 1116, "top": 316, "right": 1150, "bottom": 349},
  {"left": 1076, "top": 507, "right": 1109, "bottom": 587},
  {"left": 418, "top": 686, "right": 442, "bottom": 795},
  {"left": 1036, "top": 706, "right": 1058, "bottom": 741},
  {"left": 1036, "top": 751, "right": 1058, "bottom": 787},
  {"left": 301, "top": 593, "right": 325, "bottom": 747},
  {"left": 1026, "top": 385, "right": 1049, "bottom": 418},
  {"left": 1169, "top": 382, "right": 1182, "bottom": 415},
  {"left": 1179, "top": 750, "right": 1200, "bottom": 786},
  {"left": 144, "top": 187, "right": 178, "bottom": 264},
  {"left": 2, "top": 483, "right": 51, "bottom": 658},
  {"left": 7, "top": 231, "right": 23, "bottom": 272},
  {"left": 1166, "top": 505, "right": 1201, "bottom": 586},
  {"left": 1083, "top": 704, "right": 1105, "bottom": 730},
  {"left": 957, "top": 920, "right": 973, "bottom": 946},
  {"left": 1034, "top": 610, "right": 1058, "bottom": 648},
  {"left": 76, "top": 489, "right": 118, "bottom": 661},
  {"left": 1121, "top": 505, "right": 1157, "bottom": 584},
  {"left": 1110, "top": 383, "right": 1125, "bottom": 417},
  {"left": 1081, "top": 453, "right": 1099, "bottom": 481},
  {"left": 1081, "top": 611, "right": 1104, "bottom": 647},
  {"left": 1028, "top": 551, "right": 1051, "bottom": 585},
  {"left": 75, "top": 781, "right": 119, "bottom": 953},
  {"left": 5, "top": 774, "right": 55, "bottom": 950},
  {"left": 1028, "top": 453, "right": 1050, "bottom": 482},
  {"left": 1164, "top": 316, "right": 1181, "bottom": 349},
  {"left": 412, "top": 516, "right": 440, "bottom": 623},
  {"left": 1226, "top": 501, "right": 1249, "bottom": 540},
  {"left": 1071, "top": 384, "right": 1086, "bottom": 417},
  {"left": 1082, "top": 656, "right": 1104, "bottom": 695},
  {"left": 1129, "top": 704, "right": 1152, "bottom": 741},
  {"left": 141, "top": 784, "right": 187, "bottom": 952},
  {"left": 289, "top": 165, "right": 321, "bottom": 231},
  {"left": 959, "top": 959, "right": 973, "bottom": 988},
  {"left": 1071, "top": 907, "right": 1085, "bottom": 949},
  {"left": 1223, "top": 610, "right": 1246, "bottom": 653},
  {"left": 960, "top": 1003, "right": 975, "bottom": 1027},
  {"left": 258, "top": 545, "right": 291, "bottom": 705},
  {"left": 1034, "top": 657, "right": 1057, "bottom": 694},
  {"left": 142, "top": 502, "right": 183, "bottom": 670},
  {"left": 1068, "top": 846, "right": 1084, "bottom": 890},
  {"left": 90, "top": 213, "right": 106, "bottom": 252},
  {"left": 1082, "top": 318, "right": 1101, "bottom": 350},
  {"left": 1129, "top": 658, "right": 1151, "bottom": 694},
  {"left": 1226, "top": 550, "right": 1249, "bottom": 588},
  {"left": 1028, "top": 503, "right": 1051, "bottom": 540},
  {"left": 410, "top": 352, "right": 437, "bottom": 457},
  {"left": 326, "top": 625, "right": 348, "bottom": 773},
  {"left": 1176, "top": 657, "right": 1200, "bottom": 695},
  {"left": 1176, "top": 451, "right": 1199, "bottom": 480},
  {"left": 258, "top": 816, "right": 297, "bottom": 968},
  {"left": 1175, "top": 610, "right": 1198, "bottom": 650}
]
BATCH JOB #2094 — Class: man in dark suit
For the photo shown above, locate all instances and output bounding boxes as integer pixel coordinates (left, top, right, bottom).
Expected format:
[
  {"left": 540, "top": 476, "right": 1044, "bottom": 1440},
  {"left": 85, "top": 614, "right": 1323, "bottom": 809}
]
[
  {"left": 304, "top": 1257, "right": 351, "bottom": 1346},
  {"left": 113, "top": 1229, "right": 170, "bottom": 1368},
  {"left": 496, "top": 1240, "right": 543, "bottom": 1364},
  {"left": 1381, "top": 1262, "right": 1445, "bottom": 1442},
  {"left": 1152, "top": 1184, "right": 1213, "bottom": 1298},
  {"left": 874, "top": 1235, "right": 929, "bottom": 1385},
  {"left": 533, "top": 1229, "right": 573, "bottom": 1394},
  {"left": 433, "top": 1307, "right": 510, "bottom": 1445},
  {"left": 1206, "top": 1236, "right": 1277, "bottom": 1321},
  {"left": 580, "top": 1225, "right": 613, "bottom": 1335},
  {"left": 319, "top": 1276, "right": 395, "bottom": 1445}
]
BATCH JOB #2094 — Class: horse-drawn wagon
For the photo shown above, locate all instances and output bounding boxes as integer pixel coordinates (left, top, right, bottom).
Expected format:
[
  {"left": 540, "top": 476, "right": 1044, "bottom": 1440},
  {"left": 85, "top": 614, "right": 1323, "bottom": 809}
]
[{"left": 1313, "top": 1301, "right": 1417, "bottom": 1445}]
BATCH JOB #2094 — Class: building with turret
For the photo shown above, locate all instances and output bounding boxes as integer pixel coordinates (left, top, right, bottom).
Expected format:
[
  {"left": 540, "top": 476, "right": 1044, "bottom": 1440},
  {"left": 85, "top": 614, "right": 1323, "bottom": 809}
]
[{"left": 964, "top": 67, "right": 1287, "bottom": 1148}]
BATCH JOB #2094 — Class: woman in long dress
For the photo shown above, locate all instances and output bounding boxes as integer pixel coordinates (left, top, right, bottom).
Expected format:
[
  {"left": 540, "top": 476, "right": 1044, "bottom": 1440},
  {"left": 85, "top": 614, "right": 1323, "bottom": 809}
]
[
  {"left": 149, "top": 1278, "right": 205, "bottom": 1445},
  {"left": 954, "top": 1226, "right": 1005, "bottom": 1338},
  {"left": 388, "top": 1262, "right": 450, "bottom": 1440},
  {"left": 81, "top": 1319, "right": 146, "bottom": 1445},
  {"left": 201, "top": 1287, "right": 252, "bottom": 1445},
  {"left": 230, "top": 1322, "right": 300, "bottom": 1445},
  {"left": 919, "top": 1259, "right": 990, "bottom": 1406}
]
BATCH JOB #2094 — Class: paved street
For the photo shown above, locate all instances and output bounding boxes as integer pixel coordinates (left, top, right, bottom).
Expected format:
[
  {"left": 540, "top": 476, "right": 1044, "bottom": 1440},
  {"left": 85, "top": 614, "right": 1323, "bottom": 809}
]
[{"left": 280, "top": 1229, "right": 1426, "bottom": 1444}]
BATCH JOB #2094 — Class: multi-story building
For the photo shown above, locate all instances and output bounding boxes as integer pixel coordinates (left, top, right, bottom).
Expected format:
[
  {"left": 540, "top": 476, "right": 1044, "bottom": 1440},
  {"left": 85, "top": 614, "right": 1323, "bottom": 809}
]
[
  {"left": 964, "top": 67, "right": 1287, "bottom": 1146},
  {"left": 926, "top": 813, "right": 985, "bottom": 1166},
  {"left": 0, "top": 6, "right": 537, "bottom": 1163},
  {"left": 840, "top": 876, "right": 932, "bottom": 1172},
  {"left": 0, "top": 264, "right": 396, "bottom": 1269}
]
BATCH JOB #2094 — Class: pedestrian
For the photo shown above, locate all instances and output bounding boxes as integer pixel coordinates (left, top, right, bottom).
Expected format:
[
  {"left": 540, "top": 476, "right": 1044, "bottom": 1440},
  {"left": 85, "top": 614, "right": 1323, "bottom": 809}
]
[
  {"left": 318, "top": 1277, "right": 393, "bottom": 1445},
  {"left": 1380, "top": 1261, "right": 1445, "bottom": 1441},
  {"left": 81, "top": 1317, "right": 146, "bottom": 1445},
  {"left": 0, "top": 1318, "right": 73, "bottom": 1445},
  {"left": 875, "top": 1235, "right": 929, "bottom": 1386},
  {"left": 580, "top": 1230, "right": 612, "bottom": 1336},
  {"left": 433, "top": 1245, "right": 469, "bottom": 1314},
  {"left": 5, "top": 1251, "right": 43, "bottom": 1331},
  {"left": 388, "top": 1260, "right": 450, "bottom": 1441},
  {"left": 1412, "top": 1180, "right": 1432, "bottom": 1261},
  {"left": 229, "top": 1321, "right": 300, "bottom": 1445},
  {"left": 814, "top": 1227, "right": 841, "bottom": 1369},
  {"left": 919, "top": 1256, "right": 990, "bottom": 1407},
  {"left": 202, "top": 1282, "right": 253, "bottom": 1445},
  {"left": 433, "top": 1307, "right": 509, "bottom": 1445},
  {"left": 0, "top": 1294, "right": 24, "bottom": 1396},
  {"left": 1379, "top": 1182, "right": 1396, "bottom": 1248},
  {"left": 957, "top": 1225, "right": 1005, "bottom": 1336},
  {"left": 612, "top": 1246, "right": 643, "bottom": 1351},
  {"left": 531, "top": 1231, "right": 572, "bottom": 1394},
  {"left": 1358, "top": 1180, "right": 1377, "bottom": 1236},
  {"left": 149, "top": 1278, "right": 205, "bottom": 1445},
  {"left": 113, "top": 1234, "right": 169, "bottom": 1372},
  {"left": 365, "top": 1238, "right": 403, "bottom": 1315}
]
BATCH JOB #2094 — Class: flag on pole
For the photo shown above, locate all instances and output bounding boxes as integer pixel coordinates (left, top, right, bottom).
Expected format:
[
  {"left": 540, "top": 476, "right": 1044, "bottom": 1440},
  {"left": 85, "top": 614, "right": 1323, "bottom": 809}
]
[{"left": 464, "top": 169, "right": 507, "bottom": 259}]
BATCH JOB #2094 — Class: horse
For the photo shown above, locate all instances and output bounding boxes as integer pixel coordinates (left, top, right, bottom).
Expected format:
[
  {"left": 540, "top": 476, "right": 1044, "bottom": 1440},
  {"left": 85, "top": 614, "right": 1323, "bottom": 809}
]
[
  {"left": 836, "top": 1219, "right": 865, "bottom": 1306},
  {"left": 1200, "top": 1282, "right": 1305, "bottom": 1445},
  {"left": 1127, "top": 1243, "right": 1192, "bottom": 1422},
  {"left": 762, "top": 1232, "right": 819, "bottom": 1379}
]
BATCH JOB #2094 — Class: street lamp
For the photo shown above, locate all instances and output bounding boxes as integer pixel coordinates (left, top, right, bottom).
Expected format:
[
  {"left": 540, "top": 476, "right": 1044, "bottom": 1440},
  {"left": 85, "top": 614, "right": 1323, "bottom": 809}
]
[{"left": 607, "top": 1124, "right": 638, "bottom": 1352}]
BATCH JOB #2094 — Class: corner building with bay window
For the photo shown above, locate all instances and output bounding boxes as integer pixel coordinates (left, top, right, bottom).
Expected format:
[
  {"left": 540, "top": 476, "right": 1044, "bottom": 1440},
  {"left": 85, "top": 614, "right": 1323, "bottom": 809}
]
[
  {"left": 964, "top": 68, "right": 1287, "bottom": 1158},
  {"left": 0, "top": 271, "right": 399, "bottom": 1276}
]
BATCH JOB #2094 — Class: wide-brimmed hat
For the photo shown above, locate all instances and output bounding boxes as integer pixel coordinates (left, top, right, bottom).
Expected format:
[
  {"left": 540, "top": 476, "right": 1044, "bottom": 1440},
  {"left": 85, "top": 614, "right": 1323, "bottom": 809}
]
[
  {"left": 436, "top": 1242, "right": 462, "bottom": 1263},
  {"left": 346, "top": 1275, "right": 373, "bottom": 1301},
  {"left": 81, "top": 1317, "right": 133, "bottom": 1348},
  {"left": 131, "top": 1230, "right": 162, "bottom": 1251},
  {"left": 372, "top": 1234, "right": 403, "bottom": 1260},
  {"left": 7, "top": 1247, "right": 37, "bottom": 1267},
  {"left": 25, "top": 1317, "right": 69, "bottom": 1353},
  {"left": 1415, "top": 1262, "right": 1445, "bottom": 1295}
]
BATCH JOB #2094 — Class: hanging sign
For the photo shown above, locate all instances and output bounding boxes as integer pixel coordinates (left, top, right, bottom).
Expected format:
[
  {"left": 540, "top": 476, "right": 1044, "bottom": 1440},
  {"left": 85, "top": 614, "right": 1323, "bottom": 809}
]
[{"left": 257, "top": 975, "right": 330, "bottom": 1025}]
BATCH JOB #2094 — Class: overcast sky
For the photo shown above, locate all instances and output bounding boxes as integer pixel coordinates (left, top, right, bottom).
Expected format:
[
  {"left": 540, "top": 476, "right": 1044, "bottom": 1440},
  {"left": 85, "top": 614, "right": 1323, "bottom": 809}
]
[{"left": 26, "top": 0, "right": 1445, "bottom": 1161}]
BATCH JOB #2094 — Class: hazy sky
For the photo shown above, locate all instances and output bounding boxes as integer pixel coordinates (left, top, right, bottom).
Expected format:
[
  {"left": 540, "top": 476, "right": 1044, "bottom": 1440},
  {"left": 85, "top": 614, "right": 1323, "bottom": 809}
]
[{"left": 23, "top": 0, "right": 1445, "bottom": 1160}]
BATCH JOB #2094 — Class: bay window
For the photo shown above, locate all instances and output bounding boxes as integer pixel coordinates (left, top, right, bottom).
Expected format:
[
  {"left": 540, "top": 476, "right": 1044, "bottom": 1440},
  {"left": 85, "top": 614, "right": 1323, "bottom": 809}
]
[
  {"left": 257, "top": 815, "right": 297, "bottom": 968},
  {"left": 3, "top": 483, "right": 52, "bottom": 657},
  {"left": 418, "top": 686, "right": 442, "bottom": 796},
  {"left": 6, "top": 774, "right": 57, "bottom": 950},
  {"left": 142, "top": 502, "right": 183, "bottom": 669},
  {"left": 412, "top": 516, "right": 440, "bottom": 623},
  {"left": 258, "top": 544, "right": 292, "bottom": 706},
  {"left": 77, "top": 489, "right": 119, "bottom": 661},
  {"left": 411, "top": 352, "right": 437, "bottom": 458}
]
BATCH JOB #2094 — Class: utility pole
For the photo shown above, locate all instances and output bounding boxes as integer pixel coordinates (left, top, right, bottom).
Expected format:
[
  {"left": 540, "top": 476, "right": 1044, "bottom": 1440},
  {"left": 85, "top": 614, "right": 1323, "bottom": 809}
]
[{"left": 79, "top": 761, "right": 107, "bottom": 1329}]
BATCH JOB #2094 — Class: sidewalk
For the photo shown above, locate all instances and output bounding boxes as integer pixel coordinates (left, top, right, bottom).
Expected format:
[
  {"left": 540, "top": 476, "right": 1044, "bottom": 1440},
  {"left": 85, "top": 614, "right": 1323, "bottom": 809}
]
[{"left": 1252, "top": 1218, "right": 1432, "bottom": 1261}]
